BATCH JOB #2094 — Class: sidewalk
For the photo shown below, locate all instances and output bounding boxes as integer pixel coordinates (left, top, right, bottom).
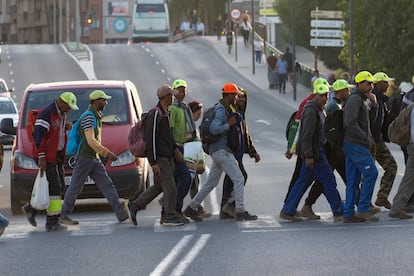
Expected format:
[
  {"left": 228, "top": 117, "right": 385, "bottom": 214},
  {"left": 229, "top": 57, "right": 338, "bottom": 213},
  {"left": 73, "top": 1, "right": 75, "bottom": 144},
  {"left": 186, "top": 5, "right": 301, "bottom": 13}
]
[{"left": 193, "top": 35, "right": 314, "bottom": 110}]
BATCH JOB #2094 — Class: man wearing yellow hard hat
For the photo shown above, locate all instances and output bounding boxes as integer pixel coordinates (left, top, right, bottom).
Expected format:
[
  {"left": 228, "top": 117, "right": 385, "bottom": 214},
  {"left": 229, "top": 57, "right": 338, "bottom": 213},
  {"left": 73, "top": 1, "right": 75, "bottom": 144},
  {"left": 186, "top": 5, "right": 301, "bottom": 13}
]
[
  {"left": 342, "top": 71, "right": 379, "bottom": 223},
  {"left": 369, "top": 72, "right": 398, "bottom": 212}
]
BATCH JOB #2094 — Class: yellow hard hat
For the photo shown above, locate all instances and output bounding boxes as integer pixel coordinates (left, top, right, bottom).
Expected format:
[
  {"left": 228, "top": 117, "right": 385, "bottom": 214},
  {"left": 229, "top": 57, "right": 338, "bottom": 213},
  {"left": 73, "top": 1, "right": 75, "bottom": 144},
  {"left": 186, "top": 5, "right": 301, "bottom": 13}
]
[
  {"left": 373, "top": 72, "right": 394, "bottom": 83},
  {"left": 355, "top": 71, "right": 374, "bottom": 83}
]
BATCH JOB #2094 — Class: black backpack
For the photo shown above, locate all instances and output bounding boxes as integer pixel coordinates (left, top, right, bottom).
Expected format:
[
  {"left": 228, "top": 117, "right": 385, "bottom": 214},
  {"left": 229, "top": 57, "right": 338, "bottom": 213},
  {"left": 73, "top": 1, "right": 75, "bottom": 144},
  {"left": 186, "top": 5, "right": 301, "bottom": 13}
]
[
  {"left": 324, "top": 109, "right": 344, "bottom": 147},
  {"left": 199, "top": 105, "right": 221, "bottom": 153}
]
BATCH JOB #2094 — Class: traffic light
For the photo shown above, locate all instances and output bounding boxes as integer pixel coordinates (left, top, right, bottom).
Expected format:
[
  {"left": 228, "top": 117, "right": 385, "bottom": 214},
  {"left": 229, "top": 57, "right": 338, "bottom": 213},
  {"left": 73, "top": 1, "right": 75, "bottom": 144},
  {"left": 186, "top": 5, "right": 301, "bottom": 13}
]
[{"left": 87, "top": 15, "right": 93, "bottom": 25}]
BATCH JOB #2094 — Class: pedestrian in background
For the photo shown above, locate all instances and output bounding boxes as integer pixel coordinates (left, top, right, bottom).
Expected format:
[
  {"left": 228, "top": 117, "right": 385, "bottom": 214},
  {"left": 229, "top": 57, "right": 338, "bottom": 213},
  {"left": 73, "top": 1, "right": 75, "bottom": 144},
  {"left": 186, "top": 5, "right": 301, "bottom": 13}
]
[
  {"left": 214, "top": 15, "right": 223, "bottom": 40},
  {"left": 253, "top": 36, "right": 264, "bottom": 64},
  {"left": 284, "top": 47, "right": 293, "bottom": 82},
  {"left": 183, "top": 83, "right": 257, "bottom": 222},
  {"left": 240, "top": 17, "right": 252, "bottom": 48},
  {"left": 22, "top": 92, "right": 79, "bottom": 231},
  {"left": 277, "top": 55, "right": 288, "bottom": 94},
  {"left": 342, "top": 71, "right": 379, "bottom": 223},
  {"left": 60, "top": 90, "right": 129, "bottom": 225},
  {"left": 126, "top": 86, "right": 184, "bottom": 227},
  {"left": 267, "top": 52, "right": 278, "bottom": 89}
]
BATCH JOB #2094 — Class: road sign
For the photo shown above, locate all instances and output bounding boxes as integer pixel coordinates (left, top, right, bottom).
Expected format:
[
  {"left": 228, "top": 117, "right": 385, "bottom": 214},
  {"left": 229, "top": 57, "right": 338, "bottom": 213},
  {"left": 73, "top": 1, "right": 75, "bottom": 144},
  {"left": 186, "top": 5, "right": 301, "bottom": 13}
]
[
  {"left": 310, "top": 38, "right": 345, "bottom": 47},
  {"left": 231, "top": 8, "right": 241, "bottom": 19},
  {"left": 310, "top": 29, "right": 344, "bottom": 38},
  {"left": 311, "top": 20, "right": 344, "bottom": 28},
  {"left": 311, "top": 10, "right": 343, "bottom": 19}
]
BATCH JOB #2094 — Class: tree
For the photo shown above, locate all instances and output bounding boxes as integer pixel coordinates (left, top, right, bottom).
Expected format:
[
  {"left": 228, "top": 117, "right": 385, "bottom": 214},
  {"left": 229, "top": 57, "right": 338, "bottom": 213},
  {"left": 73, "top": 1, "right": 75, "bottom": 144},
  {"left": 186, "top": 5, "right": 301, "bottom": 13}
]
[{"left": 276, "top": 0, "right": 414, "bottom": 83}]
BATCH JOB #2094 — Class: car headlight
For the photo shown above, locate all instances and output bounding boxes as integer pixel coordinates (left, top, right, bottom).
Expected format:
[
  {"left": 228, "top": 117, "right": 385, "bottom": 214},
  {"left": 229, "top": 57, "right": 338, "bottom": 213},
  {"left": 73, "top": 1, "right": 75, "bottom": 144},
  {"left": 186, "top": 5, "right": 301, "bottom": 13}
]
[
  {"left": 14, "top": 152, "right": 38, "bottom": 169},
  {"left": 111, "top": 150, "right": 136, "bottom": 167}
]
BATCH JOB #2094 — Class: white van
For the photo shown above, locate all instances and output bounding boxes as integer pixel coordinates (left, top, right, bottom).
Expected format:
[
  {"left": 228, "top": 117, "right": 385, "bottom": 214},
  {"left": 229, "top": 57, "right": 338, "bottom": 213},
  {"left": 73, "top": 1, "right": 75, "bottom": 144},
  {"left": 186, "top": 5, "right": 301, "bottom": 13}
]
[{"left": 131, "top": 0, "right": 170, "bottom": 42}]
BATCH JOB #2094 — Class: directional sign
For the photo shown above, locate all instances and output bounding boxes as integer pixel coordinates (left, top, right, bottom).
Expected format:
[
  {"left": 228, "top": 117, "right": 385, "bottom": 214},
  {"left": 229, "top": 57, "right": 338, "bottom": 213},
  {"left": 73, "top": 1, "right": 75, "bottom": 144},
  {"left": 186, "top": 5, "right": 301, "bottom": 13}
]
[
  {"left": 231, "top": 8, "right": 241, "bottom": 19},
  {"left": 311, "top": 10, "right": 343, "bottom": 19},
  {"left": 310, "top": 29, "right": 344, "bottom": 38},
  {"left": 311, "top": 20, "right": 344, "bottom": 28},
  {"left": 310, "top": 38, "right": 345, "bottom": 47}
]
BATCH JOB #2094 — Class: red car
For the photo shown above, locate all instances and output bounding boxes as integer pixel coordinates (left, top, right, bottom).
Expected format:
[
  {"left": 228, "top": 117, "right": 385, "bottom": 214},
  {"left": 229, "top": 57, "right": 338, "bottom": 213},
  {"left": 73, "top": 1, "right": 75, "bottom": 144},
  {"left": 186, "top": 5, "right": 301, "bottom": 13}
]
[{"left": 1, "top": 80, "right": 150, "bottom": 214}]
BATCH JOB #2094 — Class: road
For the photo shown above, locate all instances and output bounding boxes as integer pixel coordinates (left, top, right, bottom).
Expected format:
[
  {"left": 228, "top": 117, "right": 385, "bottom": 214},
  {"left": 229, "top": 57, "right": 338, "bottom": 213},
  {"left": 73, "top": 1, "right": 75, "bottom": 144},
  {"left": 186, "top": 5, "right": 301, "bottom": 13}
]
[{"left": 0, "top": 42, "right": 413, "bottom": 276}]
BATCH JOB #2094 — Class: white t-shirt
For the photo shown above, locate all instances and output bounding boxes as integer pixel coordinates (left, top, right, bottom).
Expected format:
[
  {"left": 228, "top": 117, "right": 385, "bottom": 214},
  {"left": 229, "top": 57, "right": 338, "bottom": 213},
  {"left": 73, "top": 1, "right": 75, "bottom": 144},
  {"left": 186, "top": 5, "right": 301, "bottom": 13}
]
[{"left": 254, "top": 40, "right": 263, "bottom": 51}]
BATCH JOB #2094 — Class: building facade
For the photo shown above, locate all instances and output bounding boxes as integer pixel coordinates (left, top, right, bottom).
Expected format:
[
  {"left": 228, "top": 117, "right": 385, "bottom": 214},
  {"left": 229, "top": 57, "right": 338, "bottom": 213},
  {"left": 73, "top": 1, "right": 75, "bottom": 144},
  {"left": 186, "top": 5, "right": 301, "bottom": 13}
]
[{"left": 0, "top": 0, "right": 134, "bottom": 44}]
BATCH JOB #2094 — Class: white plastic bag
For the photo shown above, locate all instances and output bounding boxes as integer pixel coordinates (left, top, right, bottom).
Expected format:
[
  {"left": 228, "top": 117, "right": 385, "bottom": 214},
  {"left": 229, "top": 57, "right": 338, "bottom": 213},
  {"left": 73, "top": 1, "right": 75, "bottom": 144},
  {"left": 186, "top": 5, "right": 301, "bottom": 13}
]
[
  {"left": 30, "top": 171, "right": 50, "bottom": 210},
  {"left": 184, "top": 141, "right": 206, "bottom": 174}
]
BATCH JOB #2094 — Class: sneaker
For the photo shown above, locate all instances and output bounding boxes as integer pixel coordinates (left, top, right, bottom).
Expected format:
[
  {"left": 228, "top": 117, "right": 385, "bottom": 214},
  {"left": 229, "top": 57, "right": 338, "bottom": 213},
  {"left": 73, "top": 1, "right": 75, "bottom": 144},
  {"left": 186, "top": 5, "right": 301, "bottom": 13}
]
[
  {"left": 299, "top": 204, "right": 321, "bottom": 220},
  {"left": 235, "top": 211, "right": 258, "bottom": 221},
  {"left": 343, "top": 216, "right": 367, "bottom": 223},
  {"left": 369, "top": 204, "right": 381, "bottom": 214},
  {"left": 46, "top": 222, "right": 67, "bottom": 232},
  {"left": 197, "top": 207, "right": 212, "bottom": 218},
  {"left": 333, "top": 216, "right": 344, "bottom": 222},
  {"left": 183, "top": 206, "right": 203, "bottom": 222},
  {"left": 356, "top": 212, "right": 379, "bottom": 222},
  {"left": 59, "top": 215, "right": 79, "bottom": 225},
  {"left": 22, "top": 203, "right": 37, "bottom": 227},
  {"left": 222, "top": 202, "right": 236, "bottom": 217},
  {"left": 279, "top": 210, "right": 302, "bottom": 222},
  {"left": 125, "top": 201, "right": 137, "bottom": 226},
  {"left": 175, "top": 212, "right": 190, "bottom": 224},
  {"left": 389, "top": 211, "right": 413, "bottom": 219},
  {"left": 375, "top": 197, "right": 392, "bottom": 209},
  {"left": 161, "top": 216, "right": 185, "bottom": 226}
]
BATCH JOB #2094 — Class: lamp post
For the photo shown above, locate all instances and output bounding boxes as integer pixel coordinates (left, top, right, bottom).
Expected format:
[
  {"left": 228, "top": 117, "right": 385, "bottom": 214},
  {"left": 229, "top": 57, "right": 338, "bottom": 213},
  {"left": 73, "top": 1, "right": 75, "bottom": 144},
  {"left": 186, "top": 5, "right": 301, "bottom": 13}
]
[
  {"left": 76, "top": 0, "right": 80, "bottom": 50},
  {"left": 251, "top": 0, "right": 255, "bottom": 75},
  {"left": 349, "top": 0, "right": 354, "bottom": 79},
  {"left": 291, "top": 0, "right": 296, "bottom": 101}
]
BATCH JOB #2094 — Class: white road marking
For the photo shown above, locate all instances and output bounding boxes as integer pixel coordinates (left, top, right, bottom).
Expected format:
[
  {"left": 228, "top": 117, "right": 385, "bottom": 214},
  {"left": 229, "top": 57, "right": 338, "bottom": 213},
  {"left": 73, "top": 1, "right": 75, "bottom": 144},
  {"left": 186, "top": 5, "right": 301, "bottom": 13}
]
[
  {"left": 149, "top": 235, "right": 193, "bottom": 276},
  {"left": 170, "top": 234, "right": 211, "bottom": 276},
  {"left": 256, "top": 119, "right": 271, "bottom": 125},
  {"left": 237, "top": 215, "right": 281, "bottom": 229}
]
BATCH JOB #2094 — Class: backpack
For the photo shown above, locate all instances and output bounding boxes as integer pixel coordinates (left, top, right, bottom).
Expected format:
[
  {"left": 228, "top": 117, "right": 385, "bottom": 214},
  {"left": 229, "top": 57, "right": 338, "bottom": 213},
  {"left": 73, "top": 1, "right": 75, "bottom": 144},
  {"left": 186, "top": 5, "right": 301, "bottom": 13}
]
[
  {"left": 66, "top": 111, "right": 96, "bottom": 156},
  {"left": 388, "top": 104, "right": 414, "bottom": 146},
  {"left": 128, "top": 106, "right": 160, "bottom": 157},
  {"left": 285, "top": 111, "right": 300, "bottom": 153},
  {"left": 324, "top": 109, "right": 344, "bottom": 147},
  {"left": 199, "top": 105, "right": 221, "bottom": 153}
]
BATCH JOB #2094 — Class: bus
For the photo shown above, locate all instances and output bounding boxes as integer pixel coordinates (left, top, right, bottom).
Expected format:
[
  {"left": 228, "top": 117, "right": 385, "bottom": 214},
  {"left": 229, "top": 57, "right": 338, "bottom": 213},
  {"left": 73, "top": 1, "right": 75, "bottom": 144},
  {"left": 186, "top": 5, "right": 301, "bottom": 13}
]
[{"left": 131, "top": 0, "right": 170, "bottom": 43}]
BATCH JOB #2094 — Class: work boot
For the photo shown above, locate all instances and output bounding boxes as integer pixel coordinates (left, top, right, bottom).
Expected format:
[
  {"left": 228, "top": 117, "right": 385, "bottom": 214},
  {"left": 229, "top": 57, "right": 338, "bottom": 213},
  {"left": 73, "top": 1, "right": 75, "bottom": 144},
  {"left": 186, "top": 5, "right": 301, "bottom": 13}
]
[
  {"left": 389, "top": 211, "right": 413, "bottom": 220},
  {"left": 299, "top": 204, "right": 321, "bottom": 220},
  {"left": 279, "top": 210, "right": 302, "bottom": 222},
  {"left": 46, "top": 215, "right": 67, "bottom": 232},
  {"left": 235, "top": 211, "right": 258, "bottom": 221},
  {"left": 59, "top": 215, "right": 79, "bottom": 225},
  {"left": 22, "top": 203, "right": 37, "bottom": 227},
  {"left": 356, "top": 212, "right": 379, "bottom": 222},
  {"left": 197, "top": 206, "right": 212, "bottom": 218},
  {"left": 220, "top": 210, "right": 234, "bottom": 219},
  {"left": 183, "top": 206, "right": 203, "bottom": 222},
  {"left": 369, "top": 204, "right": 381, "bottom": 214},
  {"left": 222, "top": 202, "right": 236, "bottom": 217},
  {"left": 175, "top": 212, "right": 190, "bottom": 224},
  {"left": 343, "top": 216, "right": 367, "bottom": 223},
  {"left": 375, "top": 196, "right": 392, "bottom": 209}
]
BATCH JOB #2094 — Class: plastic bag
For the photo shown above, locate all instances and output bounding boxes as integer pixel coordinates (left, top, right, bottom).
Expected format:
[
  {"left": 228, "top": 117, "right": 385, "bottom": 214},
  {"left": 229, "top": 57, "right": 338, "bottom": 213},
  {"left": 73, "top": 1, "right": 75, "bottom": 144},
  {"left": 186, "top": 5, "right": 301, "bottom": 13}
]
[
  {"left": 184, "top": 141, "right": 206, "bottom": 174},
  {"left": 30, "top": 171, "right": 50, "bottom": 210}
]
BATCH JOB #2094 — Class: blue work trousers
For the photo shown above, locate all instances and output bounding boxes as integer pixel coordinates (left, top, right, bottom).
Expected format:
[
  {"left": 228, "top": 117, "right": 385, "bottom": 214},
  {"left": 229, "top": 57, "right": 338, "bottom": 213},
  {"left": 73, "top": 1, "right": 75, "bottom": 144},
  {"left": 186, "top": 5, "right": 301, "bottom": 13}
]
[
  {"left": 282, "top": 151, "right": 343, "bottom": 216},
  {"left": 343, "top": 142, "right": 378, "bottom": 218}
]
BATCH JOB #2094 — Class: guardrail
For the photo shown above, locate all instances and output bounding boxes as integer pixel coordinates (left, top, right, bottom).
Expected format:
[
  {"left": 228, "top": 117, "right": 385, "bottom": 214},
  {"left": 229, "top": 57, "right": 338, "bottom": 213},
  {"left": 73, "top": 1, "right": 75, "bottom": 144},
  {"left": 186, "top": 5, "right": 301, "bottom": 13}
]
[{"left": 170, "top": 29, "right": 196, "bottom": 43}]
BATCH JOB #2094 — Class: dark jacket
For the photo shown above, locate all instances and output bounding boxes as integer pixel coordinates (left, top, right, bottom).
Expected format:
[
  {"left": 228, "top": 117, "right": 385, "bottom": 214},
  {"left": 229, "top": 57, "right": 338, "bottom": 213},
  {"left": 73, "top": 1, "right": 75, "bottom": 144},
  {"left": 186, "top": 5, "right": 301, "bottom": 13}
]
[
  {"left": 34, "top": 101, "right": 67, "bottom": 163},
  {"left": 371, "top": 86, "right": 390, "bottom": 143},
  {"left": 296, "top": 100, "right": 324, "bottom": 161},
  {"left": 343, "top": 89, "right": 378, "bottom": 147},
  {"left": 144, "top": 103, "right": 175, "bottom": 165},
  {"left": 236, "top": 90, "right": 258, "bottom": 158}
]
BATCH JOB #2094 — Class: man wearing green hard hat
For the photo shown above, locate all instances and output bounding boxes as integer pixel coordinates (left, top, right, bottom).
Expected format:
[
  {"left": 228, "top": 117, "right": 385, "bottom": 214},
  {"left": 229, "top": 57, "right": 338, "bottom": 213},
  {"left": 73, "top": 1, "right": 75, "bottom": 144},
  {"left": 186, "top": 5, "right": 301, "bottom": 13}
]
[
  {"left": 280, "top": 83, "right": 344, "bottom": 222},
  {"left": 22, "top": 91, "right": 79, "bottom": 231}
]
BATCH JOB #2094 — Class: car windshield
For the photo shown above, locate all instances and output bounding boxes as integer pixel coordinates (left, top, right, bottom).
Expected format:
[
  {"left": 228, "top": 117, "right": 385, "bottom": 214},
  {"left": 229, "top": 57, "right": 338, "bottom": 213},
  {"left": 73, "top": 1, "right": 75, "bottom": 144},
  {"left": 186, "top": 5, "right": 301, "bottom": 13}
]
[
  {"left": 0, "top": 101, "right": 17, "bottom": 114},
  {"left": 22, "top": 88, "right": 129, "bottom": 126}
]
